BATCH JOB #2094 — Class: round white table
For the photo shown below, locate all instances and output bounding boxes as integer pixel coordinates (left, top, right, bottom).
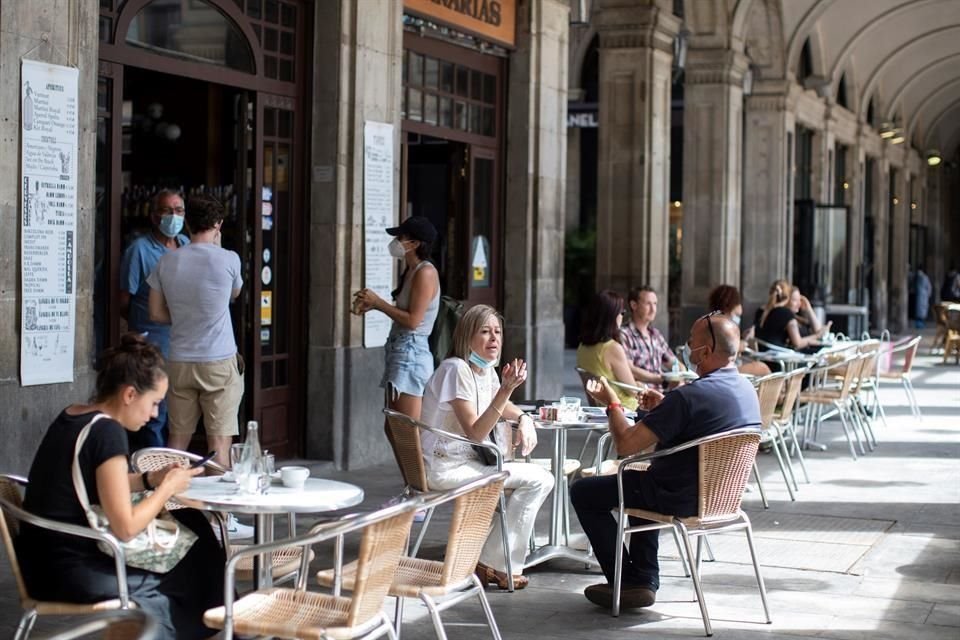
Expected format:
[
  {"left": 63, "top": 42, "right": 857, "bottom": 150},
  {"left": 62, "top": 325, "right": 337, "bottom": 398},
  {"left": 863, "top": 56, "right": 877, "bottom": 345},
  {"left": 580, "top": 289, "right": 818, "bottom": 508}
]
[{"left": 175, "top": 476, "right": 364, "bottom": 588}]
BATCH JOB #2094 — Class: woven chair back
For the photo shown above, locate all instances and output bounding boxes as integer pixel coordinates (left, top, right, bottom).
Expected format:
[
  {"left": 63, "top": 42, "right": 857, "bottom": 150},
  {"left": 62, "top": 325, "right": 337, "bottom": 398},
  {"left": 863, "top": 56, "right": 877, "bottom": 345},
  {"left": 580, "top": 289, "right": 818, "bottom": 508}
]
[
  {"left": 901, "top": 335, "right": 922, "bottom": 374},
  {"left": 440, "top": 477, "right": 505, "bottom": 585},
  {"left": 0, "top": 476, "right": 29, "bottom": 602},
  {"left": 755, "top": 374, "right": 786, "bottom": 431},
  {"left": 775, "top": 368, "right": 806, "bottom": 424},
  {"left": 835, "top": 354, "right": 864, "bottom": 399},
  {"left": 697, "top": 432, "right": 761, "bottom": 523},
  {"left": 347, "top": 507, "right": 417, "bottom": 627},
  {"left": 132, "top": 449, "right": 189, "bottom": 472},
  {"left": 384, "top": 411, "right": 430, "bottom": 493},
  {"left": 857, "top": 340, "right": 882, "bottom": 382}
]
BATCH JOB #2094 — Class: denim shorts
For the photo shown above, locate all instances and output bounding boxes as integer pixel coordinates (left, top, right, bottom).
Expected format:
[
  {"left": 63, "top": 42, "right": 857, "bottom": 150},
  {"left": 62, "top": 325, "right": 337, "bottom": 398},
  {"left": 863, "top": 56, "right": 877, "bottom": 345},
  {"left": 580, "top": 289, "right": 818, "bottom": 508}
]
[{"left": 381, "top": 332, "right": 434, "bottom": 397}]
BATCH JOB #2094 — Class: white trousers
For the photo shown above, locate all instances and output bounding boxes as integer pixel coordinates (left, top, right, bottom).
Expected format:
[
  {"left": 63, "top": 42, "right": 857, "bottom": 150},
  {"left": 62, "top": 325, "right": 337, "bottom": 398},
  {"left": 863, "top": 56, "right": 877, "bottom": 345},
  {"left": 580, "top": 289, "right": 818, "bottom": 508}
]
[{"left": 427, "top": 459, "right": 554, "bottom": 574}]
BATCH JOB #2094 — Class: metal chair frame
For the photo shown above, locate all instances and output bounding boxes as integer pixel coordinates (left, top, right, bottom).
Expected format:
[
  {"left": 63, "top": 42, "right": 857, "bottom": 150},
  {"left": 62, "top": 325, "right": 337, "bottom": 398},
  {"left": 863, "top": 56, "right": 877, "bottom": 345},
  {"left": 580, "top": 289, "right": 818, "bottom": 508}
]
[
  {"left": 0, "top": 474, "right": 132, "bottom": 640},
  {"left": 383, "top": 408, "right": 515, "bottom": 592},
  {"left": 610, "top": 429, "right": 771, "bottom": 636}
]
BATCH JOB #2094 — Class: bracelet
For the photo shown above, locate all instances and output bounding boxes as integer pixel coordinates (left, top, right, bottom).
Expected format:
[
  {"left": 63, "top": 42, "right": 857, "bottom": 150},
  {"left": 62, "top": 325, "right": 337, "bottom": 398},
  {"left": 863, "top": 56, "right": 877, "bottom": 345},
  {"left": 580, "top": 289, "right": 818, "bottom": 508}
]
[
  {"left": 141, "top": 471, "right": 154, "bottom": 491},
  {"left": 606, "top": 403, "right": 623, "bottom": 415}
]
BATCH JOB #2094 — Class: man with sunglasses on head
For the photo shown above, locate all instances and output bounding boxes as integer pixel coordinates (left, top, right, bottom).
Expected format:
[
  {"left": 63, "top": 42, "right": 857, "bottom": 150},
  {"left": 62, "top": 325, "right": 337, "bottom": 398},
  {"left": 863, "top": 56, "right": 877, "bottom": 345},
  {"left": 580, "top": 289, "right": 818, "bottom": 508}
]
[
  {"left": 570, "top": 312, "right": 761, "bottom": 611},
  {"left": 118, "top": 189, "right": 189, "bottom": 450}
]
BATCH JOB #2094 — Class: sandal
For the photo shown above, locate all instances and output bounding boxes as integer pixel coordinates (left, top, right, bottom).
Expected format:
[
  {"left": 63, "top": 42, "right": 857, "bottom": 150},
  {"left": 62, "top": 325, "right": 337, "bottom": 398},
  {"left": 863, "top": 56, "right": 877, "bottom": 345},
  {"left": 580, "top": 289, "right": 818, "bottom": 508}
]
[{"left": 475, "top": 562, "right": 529, "bottom": 590}]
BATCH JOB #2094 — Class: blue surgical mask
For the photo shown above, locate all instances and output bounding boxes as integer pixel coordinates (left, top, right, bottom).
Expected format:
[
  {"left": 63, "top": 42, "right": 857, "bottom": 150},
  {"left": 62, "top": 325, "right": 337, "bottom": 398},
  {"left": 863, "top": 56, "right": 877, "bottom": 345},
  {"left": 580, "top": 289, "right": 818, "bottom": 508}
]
[
  {"left": 468, "top": 350, "right": 498, "bottom": 369},
  {"left": 159, "top": 214, "right": 184, "bottom": 238}
]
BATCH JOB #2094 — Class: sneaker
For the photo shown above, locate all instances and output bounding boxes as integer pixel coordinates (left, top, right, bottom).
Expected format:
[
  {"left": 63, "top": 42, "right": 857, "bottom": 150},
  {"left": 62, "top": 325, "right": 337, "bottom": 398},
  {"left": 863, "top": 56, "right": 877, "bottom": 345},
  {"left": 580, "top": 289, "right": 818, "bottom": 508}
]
[
  {"left": 213, "top": 513, "right": 255, "bottom": 541},
  {"left": 584, "top": 582, "right": 656, "bottom": 609}
]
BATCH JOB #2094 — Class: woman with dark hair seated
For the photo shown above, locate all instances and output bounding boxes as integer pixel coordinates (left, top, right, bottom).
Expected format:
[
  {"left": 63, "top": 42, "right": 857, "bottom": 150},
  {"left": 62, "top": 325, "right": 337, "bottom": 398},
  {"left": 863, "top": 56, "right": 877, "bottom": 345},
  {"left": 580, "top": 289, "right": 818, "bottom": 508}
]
[
  {"left": 576, "top": 290, "right": 640, "bottom": 410},
  {"left": 707, "top": 284, "right": 771, "bottom": 377},
  {"left": 17, "top": 334, "right": 225, "bottom": 639}
]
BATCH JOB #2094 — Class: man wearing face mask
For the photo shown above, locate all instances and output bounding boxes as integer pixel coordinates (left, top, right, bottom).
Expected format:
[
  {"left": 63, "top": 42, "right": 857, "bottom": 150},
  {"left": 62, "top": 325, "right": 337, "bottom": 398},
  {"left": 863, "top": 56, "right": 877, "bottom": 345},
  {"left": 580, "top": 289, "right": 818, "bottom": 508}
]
[
  {"left": 570, "top": 313, "right": 761, "bottom": 611},
  {"left": 118, "top": 189, "right": 189, "bottom": 449}
]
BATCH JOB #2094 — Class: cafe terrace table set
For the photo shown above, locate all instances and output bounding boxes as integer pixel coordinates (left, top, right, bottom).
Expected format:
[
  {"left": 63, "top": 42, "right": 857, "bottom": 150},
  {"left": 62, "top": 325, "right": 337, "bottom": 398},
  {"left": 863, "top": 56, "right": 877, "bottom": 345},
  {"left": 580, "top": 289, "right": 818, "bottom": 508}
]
[{"left": 174, "top": 475, "right": 363, "bottom": 589}]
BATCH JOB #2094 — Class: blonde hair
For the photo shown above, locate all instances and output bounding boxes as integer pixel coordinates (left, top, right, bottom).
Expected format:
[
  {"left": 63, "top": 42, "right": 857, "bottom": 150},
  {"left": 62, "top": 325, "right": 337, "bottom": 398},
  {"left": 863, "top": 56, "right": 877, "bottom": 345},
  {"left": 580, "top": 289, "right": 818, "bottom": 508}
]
[
  {"left": 450, "top": 304, "right": 503, "bottom": 361},
  {"left": 760, "top": 279, "right": 793, "bottom": 326}
]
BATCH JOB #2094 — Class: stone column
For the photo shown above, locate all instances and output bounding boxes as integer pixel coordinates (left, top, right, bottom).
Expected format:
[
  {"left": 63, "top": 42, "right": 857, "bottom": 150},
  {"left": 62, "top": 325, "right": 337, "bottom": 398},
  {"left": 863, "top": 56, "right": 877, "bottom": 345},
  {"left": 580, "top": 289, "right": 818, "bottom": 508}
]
[
  {"left": 870, "top": 158, "right": 891, "bottom": 332},
  {"left": 594, "top": 0, "right": 679, "bottom": 335},
  {"left": 502, "top": 0, "right": 569, "bottom": 401},
  {"left": 888, "top": 169, "right": 910, "bottom": 333},
  {"left": 740, "top": 87, "right": 794, "bottom": 314},
  {"left": 306, "top": 0, "right": 403, "bottom": 468},
  {"left": 0, "top": 1, "right": 99, "bottom": 473},
  {"left": 678, "top": 47, "right": 749, "bottom": 331},
  {"left": 565, "top": 88, "right": 583, "bottom": 230}
]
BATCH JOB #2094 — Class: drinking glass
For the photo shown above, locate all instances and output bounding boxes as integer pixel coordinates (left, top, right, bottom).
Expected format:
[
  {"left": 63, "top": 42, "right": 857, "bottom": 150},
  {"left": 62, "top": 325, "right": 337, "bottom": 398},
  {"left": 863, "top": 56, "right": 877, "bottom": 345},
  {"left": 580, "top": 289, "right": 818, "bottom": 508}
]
[
  {"left": 559, "top": 396, "right": 581, "bottom": 423},
  {"left": 230, "top": 443, "right": 250, "bottom": 482}
]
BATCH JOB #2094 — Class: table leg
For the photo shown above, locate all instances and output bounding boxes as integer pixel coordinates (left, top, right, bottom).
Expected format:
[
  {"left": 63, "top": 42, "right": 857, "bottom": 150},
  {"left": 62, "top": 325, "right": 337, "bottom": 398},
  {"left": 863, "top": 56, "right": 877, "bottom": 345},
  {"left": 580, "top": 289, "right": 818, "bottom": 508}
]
[
  {"left": 524, "top": 428, "right": 598, "bottom": 570},
  {"left": 254, "top": 514, "right": 274, "bottom": 590}
]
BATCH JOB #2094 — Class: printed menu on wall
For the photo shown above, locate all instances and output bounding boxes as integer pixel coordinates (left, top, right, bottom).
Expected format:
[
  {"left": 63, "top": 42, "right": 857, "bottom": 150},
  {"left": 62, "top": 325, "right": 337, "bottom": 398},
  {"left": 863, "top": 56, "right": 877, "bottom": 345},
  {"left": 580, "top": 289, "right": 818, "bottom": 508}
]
[
  {"left": 363, "top": 121, "right": 395, "bottom": 348},
  {"left": 20, "top": 60, "right": 79, "bottom": 386}
]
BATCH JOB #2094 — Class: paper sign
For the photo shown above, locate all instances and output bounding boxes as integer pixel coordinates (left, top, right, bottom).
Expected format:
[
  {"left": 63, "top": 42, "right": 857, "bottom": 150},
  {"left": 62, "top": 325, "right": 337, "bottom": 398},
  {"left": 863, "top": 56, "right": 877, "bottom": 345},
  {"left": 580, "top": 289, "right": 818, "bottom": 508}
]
[
  {"left": 20, "top": 60, "right": 79, "bottom": 385},
  {"left": 261, "top": 291, "right": 272, "bottom": 326},
  {"left": 362, "top": 121, "right": 395, "bottom": 348}
]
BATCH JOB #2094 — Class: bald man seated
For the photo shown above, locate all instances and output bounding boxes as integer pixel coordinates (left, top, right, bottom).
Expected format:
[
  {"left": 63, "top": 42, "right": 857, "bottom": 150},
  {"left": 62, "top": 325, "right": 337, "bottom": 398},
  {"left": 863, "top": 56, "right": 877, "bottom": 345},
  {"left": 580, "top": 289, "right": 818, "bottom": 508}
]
[{"left": 570, "top": 313, "right": 761, "bottom": 610}]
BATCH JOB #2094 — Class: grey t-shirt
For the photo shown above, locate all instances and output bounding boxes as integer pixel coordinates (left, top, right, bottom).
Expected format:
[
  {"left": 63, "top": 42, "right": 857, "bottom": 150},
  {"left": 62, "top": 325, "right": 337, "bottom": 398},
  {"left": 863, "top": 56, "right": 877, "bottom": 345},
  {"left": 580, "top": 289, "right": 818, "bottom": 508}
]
[{"left": 147, "top": 242, "right": 242, "bottom": 362}]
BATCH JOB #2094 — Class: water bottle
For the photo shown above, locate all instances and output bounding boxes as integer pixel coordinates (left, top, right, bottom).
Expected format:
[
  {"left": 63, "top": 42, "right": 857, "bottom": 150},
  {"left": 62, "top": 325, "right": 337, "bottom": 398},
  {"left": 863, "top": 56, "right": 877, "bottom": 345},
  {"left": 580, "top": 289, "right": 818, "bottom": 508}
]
[{"left": 239, "top": 420, "right": 263, "bottom": 493}]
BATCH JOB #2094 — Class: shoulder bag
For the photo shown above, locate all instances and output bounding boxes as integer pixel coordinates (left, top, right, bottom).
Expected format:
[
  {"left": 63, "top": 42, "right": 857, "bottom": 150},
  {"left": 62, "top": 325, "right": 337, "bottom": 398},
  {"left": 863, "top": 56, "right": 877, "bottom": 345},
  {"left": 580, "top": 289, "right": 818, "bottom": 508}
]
[{"left": 71, "top": 414, "right": 197, "bottom": 573}]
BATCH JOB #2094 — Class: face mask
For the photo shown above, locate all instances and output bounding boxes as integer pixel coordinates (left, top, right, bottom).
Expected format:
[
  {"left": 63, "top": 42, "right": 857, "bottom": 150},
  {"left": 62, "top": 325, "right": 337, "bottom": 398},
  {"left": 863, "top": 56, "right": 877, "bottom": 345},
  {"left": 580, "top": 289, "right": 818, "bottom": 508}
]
[
  {"left": 468, "top": 350, "right": 498, "bottom": 369},
  {"left": 388, "top": 238, "right": 408, "bottom": 259},
  {"left": 158, "top": 214, "right": 184, "bottom": 238},
  {"left": 732, "top": 314, "right": 741, "bottom": 326},
  {"left": 688, "top": 345, "right": 708, "bottom": 372}
]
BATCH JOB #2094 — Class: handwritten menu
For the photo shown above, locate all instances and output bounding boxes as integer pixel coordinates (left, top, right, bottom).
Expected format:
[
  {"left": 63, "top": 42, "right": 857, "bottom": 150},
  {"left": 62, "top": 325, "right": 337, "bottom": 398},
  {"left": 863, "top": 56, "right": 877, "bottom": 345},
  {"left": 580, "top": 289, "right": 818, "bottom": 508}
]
[
  {"left": 363, "top": 121, "right": 395, "bottom": 348},
  {"left": 20, "top": 60, "right": 78, "bottom": 385}
]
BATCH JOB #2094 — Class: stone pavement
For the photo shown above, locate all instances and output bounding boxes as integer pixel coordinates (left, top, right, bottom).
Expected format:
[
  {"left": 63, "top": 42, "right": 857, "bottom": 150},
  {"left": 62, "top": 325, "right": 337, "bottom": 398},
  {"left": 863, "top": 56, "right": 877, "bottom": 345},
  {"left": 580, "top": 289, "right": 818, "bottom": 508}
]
[{"left": 3, "top": 336, "right": 958, "bottom": 638}]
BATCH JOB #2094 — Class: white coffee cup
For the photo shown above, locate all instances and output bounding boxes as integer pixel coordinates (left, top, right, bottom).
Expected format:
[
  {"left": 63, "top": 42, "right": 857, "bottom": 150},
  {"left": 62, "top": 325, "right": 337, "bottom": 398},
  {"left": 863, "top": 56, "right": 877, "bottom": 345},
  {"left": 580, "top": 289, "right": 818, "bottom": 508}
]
[{"left": 280, "top": 465, "right": 310, "bottom": 489}]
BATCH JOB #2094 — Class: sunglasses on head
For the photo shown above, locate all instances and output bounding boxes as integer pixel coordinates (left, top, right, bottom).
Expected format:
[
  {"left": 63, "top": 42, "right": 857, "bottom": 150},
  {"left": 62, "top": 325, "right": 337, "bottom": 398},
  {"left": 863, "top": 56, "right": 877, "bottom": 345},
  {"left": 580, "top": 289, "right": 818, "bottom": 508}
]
[{"left": 698, "top": 310, "right": 723, "bottom": 350}]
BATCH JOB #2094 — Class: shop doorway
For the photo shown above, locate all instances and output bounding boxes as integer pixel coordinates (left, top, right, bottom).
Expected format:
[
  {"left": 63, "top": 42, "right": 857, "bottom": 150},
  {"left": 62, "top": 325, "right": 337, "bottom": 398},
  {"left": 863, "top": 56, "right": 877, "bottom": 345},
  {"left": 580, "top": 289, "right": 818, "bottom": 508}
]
[
  {"left": 401, "top": 33, "right": 504, "bottom": 308},
  {"left": 96, "top": 0, "right": 308, "bottom": 457}
]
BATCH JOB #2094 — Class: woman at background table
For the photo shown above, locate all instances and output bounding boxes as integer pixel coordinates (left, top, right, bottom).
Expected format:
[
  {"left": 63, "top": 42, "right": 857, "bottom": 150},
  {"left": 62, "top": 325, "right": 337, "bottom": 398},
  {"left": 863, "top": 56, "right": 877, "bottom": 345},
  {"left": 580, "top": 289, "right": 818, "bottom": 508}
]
[
  {"left": 757, "top": 280, "right": 829, "bottom": 353},
  {"left": 420, "top": 304, "right": 553, "bottom": 590},
  {"left": 353, "top": 215, "right": 440, "bottom": 422},
  {"left": 708, "top": 284, "right": 771, "bottom": 377},
  {"left": 17, "top": 334, "right": 225, "bottom": 640},
  {"left": 576, "top": 290, "right": 640, "bottom": 410}
]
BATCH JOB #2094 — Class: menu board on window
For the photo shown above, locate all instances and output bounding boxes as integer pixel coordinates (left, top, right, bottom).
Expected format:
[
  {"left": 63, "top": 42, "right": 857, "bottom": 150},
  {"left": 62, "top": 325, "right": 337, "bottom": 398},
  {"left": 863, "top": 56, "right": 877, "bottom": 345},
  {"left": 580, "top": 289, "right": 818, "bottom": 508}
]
[
  {"left": 20, "top": 60, "right": 79, "bottom": 386},
  {"left": 363, "top": 121, "right": 395, "bottom": 348}
]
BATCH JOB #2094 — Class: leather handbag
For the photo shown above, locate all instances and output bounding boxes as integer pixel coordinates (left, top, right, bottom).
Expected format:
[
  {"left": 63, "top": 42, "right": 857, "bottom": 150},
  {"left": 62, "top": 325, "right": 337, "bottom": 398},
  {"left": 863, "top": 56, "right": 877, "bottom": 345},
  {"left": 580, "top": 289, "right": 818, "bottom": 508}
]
[{"left": 72, "top": 414, "right": 197, "bottom": 574}]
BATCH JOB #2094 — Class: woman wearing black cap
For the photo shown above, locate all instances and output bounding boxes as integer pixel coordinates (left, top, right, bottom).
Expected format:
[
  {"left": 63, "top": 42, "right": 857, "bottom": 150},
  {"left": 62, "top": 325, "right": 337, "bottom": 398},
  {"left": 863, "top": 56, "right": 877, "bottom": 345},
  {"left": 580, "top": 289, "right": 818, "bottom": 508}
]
[{"left": 353, "top": 215, "right": 440, "bottom": 421}]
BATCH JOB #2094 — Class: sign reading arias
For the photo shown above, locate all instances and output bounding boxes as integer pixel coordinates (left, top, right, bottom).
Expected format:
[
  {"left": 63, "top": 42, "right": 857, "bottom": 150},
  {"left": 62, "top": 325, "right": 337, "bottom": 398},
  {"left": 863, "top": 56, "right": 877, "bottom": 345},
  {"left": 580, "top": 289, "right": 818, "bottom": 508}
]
[{"left": 404, "top": 0, "right": 516, "bottom": 48}]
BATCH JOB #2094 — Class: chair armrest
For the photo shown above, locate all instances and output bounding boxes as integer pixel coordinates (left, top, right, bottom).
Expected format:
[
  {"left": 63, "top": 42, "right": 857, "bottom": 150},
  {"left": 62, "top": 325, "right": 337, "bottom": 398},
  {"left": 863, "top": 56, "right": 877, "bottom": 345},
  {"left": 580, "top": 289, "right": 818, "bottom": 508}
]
[
  {"left": 402, "top": 416, "right": 504, "bottom": 470},
  {"left": 2, "top": 498, "right": 131, "bottom": 607}
]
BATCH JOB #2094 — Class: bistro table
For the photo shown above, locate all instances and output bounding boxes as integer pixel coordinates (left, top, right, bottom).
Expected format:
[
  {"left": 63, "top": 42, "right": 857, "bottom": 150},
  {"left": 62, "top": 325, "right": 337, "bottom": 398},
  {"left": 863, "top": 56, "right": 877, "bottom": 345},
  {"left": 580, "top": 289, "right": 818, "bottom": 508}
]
[
  {"left": 174, "top": 476, "right": 364, "bottom": 589},
  {"left": 524, "top": 415, "right": 619, "bottom": 570}
]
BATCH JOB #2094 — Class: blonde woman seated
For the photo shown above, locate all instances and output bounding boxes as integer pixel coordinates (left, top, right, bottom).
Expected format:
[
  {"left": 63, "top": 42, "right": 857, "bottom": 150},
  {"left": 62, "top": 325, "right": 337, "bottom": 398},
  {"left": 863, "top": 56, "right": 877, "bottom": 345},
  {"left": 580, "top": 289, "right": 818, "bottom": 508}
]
[{"left": 420, "top": 304, "right": 554, "bottom": 590}]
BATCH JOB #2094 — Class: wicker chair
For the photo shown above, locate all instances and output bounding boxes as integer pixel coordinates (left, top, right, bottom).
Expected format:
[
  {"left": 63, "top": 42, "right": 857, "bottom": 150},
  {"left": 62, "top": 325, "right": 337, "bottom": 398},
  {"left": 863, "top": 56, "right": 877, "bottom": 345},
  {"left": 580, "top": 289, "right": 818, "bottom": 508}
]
[
  {"left": 38, "top": 609, "right": 159, "bottom": 640},
  {"left": 130, "top": 448, "right": 313, "bottom": 586},
  {"left": 799, "top": 353, "right": 872, "bottom": 460},
  {"left": 942, "top": 307, "right": 960, "bottom": 364},
  {"left": 383, "top": 409, "right": 515, "bottom": 592},
  {"left": 751, "top": 373, "right": 791, "bottom": 505},
  {"left": 877, "top": 335, "right": 923, "bottom": 419},
  {"left": 609, "top": 429, "right": 770, "bottom": 636},
  {"left": 772, "top": 366, "right": 812, "bottom": 484},
  {"left": 0, "top": 474, "right": 134, "bottom": 640},
  {"left": 203, "top": 499, "right": 421, "bottom": 640},
  {"left": 317, "top": 473, "right": 509, "bottom": 640}
]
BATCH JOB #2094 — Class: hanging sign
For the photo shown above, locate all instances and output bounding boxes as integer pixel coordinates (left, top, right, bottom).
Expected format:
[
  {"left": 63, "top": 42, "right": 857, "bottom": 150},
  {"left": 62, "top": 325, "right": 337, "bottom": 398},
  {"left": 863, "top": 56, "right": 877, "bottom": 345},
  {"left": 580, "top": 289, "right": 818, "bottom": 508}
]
[
  {"left": 404, "top": 0, "right": 516, "bottom": 48},
  {"left": 20, "top": 60, "right": 79, "bottom": 386},
  {"left": 362, "top": 121, "right": 395, "bottom": 348}
]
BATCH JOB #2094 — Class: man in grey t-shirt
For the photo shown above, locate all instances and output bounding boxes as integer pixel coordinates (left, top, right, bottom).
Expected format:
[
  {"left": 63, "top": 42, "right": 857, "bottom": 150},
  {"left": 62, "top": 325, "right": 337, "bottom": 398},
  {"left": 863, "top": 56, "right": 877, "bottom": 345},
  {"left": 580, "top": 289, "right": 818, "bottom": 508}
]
[{"left": 148, "top": 194, "right": 243, "bottom": 470}]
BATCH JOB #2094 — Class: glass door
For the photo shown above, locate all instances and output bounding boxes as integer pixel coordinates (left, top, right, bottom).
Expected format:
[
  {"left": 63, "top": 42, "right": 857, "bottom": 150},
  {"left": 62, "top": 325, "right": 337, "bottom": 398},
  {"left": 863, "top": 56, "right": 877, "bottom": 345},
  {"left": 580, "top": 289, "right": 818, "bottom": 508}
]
[{"left": 466, "top": 146, "right": 498, "bottom": 306}]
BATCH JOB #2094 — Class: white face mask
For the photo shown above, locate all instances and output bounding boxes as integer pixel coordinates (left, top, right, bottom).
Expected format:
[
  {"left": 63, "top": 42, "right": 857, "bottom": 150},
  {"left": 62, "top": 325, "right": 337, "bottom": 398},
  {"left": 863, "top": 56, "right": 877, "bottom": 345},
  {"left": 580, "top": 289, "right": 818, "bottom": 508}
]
[
  {"left": 732, "top": 314, "right": 741, "bottom": 326},
  {"left": 388, "top": 238, "right": 408, "bottom": 259}
]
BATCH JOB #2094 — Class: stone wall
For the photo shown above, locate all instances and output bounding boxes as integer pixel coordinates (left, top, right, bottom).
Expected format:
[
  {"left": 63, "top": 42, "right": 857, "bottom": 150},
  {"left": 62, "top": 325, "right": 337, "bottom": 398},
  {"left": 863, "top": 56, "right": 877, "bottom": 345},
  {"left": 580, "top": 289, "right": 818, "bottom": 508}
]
[{"left": 0, "top": 0, "right": 99, "bottom": 473}]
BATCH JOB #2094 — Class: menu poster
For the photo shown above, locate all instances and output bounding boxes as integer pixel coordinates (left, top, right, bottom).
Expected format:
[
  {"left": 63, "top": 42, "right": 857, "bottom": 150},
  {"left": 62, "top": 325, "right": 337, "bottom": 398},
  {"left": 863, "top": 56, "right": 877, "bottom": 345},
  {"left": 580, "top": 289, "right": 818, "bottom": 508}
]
[
  {"left": 362, "top": 121, "right": 395, "bottom": 348},
  {"left": 20, "top": 60, "right": 78, "bottom": 386}
]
